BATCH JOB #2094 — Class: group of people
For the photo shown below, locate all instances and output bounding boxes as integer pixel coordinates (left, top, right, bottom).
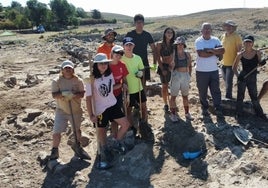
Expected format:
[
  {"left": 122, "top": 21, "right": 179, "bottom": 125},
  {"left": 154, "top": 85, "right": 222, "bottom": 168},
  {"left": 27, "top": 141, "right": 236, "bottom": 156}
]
[{"left": 48, "top": 14, "right": 268, "bottom": 167}]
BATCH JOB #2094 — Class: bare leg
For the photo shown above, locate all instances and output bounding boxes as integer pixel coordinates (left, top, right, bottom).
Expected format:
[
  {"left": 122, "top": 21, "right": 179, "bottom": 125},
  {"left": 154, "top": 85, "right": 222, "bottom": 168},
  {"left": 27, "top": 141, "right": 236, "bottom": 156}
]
[{"left": 182, "top": 95, "right": 189, "bottom": 114}]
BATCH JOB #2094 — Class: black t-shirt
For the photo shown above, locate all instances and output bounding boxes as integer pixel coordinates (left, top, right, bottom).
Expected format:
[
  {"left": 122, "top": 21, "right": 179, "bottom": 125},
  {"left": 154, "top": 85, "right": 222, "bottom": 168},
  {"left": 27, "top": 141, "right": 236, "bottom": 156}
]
[{"left": 125, "top": 30, "right": 154, "bottom": 65}]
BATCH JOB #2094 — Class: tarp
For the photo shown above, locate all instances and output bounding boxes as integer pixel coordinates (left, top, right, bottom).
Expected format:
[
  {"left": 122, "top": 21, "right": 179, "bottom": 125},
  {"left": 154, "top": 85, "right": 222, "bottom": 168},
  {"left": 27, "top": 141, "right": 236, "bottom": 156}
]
[{"left": 0, "top": 31, "right": 16, "bottom": 37}]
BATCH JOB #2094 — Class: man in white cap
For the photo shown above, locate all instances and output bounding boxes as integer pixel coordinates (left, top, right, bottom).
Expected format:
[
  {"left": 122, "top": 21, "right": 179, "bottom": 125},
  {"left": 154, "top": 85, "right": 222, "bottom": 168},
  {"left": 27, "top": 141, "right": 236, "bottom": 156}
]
[
  {"left": 50, "top": 60, "right": 90, "bottom": 161},
  {"left": 221, "top": 20, "right": 242, "bottom": 99}
]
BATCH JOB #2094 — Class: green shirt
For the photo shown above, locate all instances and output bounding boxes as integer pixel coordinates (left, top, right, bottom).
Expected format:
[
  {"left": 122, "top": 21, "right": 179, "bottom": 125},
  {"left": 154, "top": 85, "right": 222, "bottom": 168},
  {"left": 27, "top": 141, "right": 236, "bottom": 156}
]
[{"left": 121, "top": 54, "right": 144, "bottom": 94}]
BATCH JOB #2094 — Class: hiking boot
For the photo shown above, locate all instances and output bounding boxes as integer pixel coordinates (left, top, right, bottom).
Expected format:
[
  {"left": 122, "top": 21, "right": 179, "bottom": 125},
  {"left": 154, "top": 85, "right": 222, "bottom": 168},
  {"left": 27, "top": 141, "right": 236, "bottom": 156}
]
[
  {"left": 164, "top": 104, "right": 169, "bottom": 112},
  {"left": 185, "top": 113, "right": 194, "bottom": 121},
  {"left": 169, "top": 113, "right": 179, "bottom": 122},
  {"left": 50, "top": 147, "right": 59, "bottom": 160},
  {"left": 71, "top": 143, "right": 91, "bottom": 160}
]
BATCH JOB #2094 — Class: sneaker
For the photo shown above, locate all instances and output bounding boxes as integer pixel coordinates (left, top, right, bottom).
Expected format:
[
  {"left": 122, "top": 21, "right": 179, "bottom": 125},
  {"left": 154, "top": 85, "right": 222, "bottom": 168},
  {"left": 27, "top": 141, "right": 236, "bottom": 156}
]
[
  {"left": 185, "top": 113, "right": 194, "bottom": 121},
  {"left": 71, "top": 143, "right": 91, "bottom": 160},
  {"left": 50, "top": 147, "right": 59, "bottom": 160},
  {"left": 169, "top": 113, "right": 179, "bottom": 122},
  {"left": 164, "top": 104, "right": 169, "bottom": 112}
]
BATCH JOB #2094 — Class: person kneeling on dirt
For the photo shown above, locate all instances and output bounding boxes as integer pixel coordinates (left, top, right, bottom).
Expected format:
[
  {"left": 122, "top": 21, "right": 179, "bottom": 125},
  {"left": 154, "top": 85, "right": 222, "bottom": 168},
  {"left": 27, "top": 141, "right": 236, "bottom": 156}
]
[
  {"left": 50, "top": 60, "right": 90, "bottom": 160},
  {"left": 233, "top": 35, "right": 267, "bottom": 120},
  {"left": 85, "top": 53, "right": 130, "bottom": 166}
]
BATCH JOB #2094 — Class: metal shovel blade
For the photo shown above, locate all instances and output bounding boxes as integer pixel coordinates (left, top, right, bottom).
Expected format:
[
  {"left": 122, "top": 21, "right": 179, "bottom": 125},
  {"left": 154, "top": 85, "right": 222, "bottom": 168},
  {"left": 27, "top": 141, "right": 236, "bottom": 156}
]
[{"left": 233, "top": 127, "right": 252, "bottom": 145}]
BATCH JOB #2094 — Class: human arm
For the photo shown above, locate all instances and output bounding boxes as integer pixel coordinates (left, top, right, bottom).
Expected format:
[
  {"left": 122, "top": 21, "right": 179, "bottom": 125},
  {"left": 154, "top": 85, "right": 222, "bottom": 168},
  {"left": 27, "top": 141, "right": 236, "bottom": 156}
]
[
  {"left": 232, "top": 52, "right": 243, "bottom": 77},
  {"left": 150, "top": 42, "right": 157, "bottom": 65},
  {"left": 187, "top": 52, "right": 192, "bottom": 76},
  {"left": 86, "top": 96, "right": 97, "bottom": 123}
]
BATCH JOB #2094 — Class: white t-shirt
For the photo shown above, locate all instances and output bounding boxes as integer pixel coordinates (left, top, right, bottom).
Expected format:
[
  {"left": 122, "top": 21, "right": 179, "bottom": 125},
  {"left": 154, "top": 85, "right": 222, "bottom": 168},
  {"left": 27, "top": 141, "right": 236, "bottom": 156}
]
[
  {"left": 85, "top": 74, "right": 116, "bottom": 115},
  {"left": 195, "top": 36, "right": 222, "bottom": 72}
]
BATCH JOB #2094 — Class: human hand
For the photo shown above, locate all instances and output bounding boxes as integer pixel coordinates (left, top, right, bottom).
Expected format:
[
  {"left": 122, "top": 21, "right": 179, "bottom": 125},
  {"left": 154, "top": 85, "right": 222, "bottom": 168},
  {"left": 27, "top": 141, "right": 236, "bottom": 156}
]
[
  {"left": 62, "top": 91, "right": 74, "bottom": 101},
  {"left": 135, "top": 70, "right": 143, "bottom": 78}
]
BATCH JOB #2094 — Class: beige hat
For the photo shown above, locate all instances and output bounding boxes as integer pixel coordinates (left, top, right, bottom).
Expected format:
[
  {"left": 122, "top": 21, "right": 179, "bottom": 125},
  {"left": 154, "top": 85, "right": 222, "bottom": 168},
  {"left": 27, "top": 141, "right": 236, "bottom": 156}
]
[{"left": 223, "top": 20, "right": 237, "bottom": 27}]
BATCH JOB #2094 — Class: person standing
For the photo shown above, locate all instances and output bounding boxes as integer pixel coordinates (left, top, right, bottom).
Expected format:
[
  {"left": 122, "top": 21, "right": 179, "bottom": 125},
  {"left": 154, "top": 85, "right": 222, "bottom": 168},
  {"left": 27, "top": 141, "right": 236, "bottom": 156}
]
[
  {"left": 125, "top": 14, "right": 156, "bottom": 89},
  {"left": 169, "top": 36, "right": 194, "bottom": 122},
  {"left": 195, "top": 22, "right": 225, "bottom": 117},
  {"left": 155, "top": 27, "right": 175, "bottom": 112},
  {"left": 220, "top": 20, "right": 242, "bottom": 99},
  {"left": 232, "top": 35, "right": 267, "bottom": 120},
  {"left": 97, "top": 28, "right": 117, "bottom": 59},
  {"left": 50, "top": 60, "right": 90, "bottom": 160},
  {"left": 85, "top": 53, "right": 130, "bottom": 165},
  {"left": 121, "top": 37, "right": 151, "bottom": 139},
  {"left": 109, "top": 45, "right": 129, "bottom": 138}
]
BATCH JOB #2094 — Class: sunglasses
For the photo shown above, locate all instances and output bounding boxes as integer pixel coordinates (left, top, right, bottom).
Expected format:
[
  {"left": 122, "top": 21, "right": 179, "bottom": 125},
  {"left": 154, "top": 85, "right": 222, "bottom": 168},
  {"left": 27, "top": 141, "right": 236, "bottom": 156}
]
[
  {"left": 98, "top": 62, "right": 109, "bottom": 65},
  {"left": 113, "top": 51, "right": 124, "bottom": 56}
]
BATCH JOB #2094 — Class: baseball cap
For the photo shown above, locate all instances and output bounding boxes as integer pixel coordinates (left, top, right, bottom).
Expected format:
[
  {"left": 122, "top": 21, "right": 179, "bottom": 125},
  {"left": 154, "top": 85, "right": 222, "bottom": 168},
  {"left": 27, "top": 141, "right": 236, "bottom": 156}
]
[
  {"left": 112, "top": 45, "right": 124, "bottom": 53},
  {"left": 61, "top": 60, "right": 74, "bottom": 69},
  {"left": 102, "top": 28, "right": 117, "bottom": 40},
  {"left": 243, "top": 35, "right": 254, "bottom": 42},
  {"left": 93, "top": 53, "right": 112, "bottom": 63},
  {"left": 123, "top": 37, "right": 135, "bottom": 45},
  {"left": 223, "top": 20, "right": 237, "bottom": 27},
  {"left": 173, "top": 36, "right": 187, "bottom": 48}
]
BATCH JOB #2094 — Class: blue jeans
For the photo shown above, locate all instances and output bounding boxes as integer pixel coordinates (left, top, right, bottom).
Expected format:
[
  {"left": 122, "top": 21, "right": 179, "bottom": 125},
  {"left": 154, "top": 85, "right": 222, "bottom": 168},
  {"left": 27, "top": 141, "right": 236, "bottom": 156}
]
[
  {"left": 221, "top": 66, "right": 234, "bottom": 99},
  {"left": 196, "top": 70, "right": 222, "bottom": 111}
]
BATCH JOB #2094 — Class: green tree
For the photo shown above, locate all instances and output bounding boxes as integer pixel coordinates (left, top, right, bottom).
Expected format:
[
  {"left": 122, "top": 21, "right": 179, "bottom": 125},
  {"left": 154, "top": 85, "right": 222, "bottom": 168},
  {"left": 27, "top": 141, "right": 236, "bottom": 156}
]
[
  {"left": 26, "top": 0, "right": 48, "bottom": 27},
  {"left": 91, "top": 9, "right": 102, "bottom": 19},
  {"left": 76, "top": 7, "right": 87, "bottom": 18},
  {"left": 50, "top": 0, "right": 76, "bottom": 28},
  {"left": 14, "top": 14, "right": 31, "bottom": 29},
  {"left": 0, "top": 3, "right": 3, "bottom": 12}
]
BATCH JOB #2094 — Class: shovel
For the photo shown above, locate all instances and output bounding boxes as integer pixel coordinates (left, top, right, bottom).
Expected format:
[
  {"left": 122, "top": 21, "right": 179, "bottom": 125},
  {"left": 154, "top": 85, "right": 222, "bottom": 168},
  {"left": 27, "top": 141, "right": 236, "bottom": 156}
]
[{"left": 233, "top": 127, "right": 268, "bottom": 146}]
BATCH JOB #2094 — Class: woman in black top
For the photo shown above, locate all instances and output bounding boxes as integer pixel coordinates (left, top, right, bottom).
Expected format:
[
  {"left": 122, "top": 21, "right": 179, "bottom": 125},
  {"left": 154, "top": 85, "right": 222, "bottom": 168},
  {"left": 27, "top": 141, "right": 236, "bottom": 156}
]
[
  {"left": 156, "top": 27, "right": 175, "bottom": 112},
  {"left": 233, "top": 35, "right": 266, "bottom": 119}
]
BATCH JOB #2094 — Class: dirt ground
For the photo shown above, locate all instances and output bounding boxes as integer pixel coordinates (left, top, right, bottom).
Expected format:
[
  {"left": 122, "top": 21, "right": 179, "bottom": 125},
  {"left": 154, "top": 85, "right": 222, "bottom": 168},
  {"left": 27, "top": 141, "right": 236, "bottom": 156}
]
[{"left": 0, "top": 31, "right": 268, "bottom": 188}]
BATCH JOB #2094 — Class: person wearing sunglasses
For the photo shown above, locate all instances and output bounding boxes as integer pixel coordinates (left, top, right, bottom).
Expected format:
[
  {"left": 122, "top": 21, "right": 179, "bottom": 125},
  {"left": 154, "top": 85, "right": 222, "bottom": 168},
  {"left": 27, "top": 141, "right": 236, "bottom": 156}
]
[{"left": 109, "top": 45, "right": 129, "bottom": 138}]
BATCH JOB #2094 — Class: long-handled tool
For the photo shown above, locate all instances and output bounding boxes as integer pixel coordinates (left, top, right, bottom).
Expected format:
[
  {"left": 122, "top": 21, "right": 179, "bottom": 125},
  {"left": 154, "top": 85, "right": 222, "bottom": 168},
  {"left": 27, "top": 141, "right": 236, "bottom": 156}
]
[
  {"left": 68, "top": 100, "right": 90, "bottom": 160},
  {"left": 233, "top": 126, "right": 268, "bottom": 146}
]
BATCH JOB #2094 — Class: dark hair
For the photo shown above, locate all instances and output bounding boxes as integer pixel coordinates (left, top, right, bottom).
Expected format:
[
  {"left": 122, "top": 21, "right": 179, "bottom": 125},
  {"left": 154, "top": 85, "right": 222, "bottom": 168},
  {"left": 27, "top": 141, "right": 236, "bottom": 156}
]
[
  {"left": 92, "top": 63, "right": 111, "bottom": 79},
  {"left": 163, "top": 27, "right": 175, "bottom": 44},
  {"left": 160, "top": 27, "right": 175, "bottom": 55},
  {"left": 134, "top": 14, "right": 144, "bottom": 22}
]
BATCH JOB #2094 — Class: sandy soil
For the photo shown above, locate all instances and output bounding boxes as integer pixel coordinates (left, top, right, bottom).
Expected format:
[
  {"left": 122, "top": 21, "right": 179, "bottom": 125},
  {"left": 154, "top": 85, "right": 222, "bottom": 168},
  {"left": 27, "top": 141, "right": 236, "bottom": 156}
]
[{"left": 0, "top": 32, "right": 268, "bottom": 188}]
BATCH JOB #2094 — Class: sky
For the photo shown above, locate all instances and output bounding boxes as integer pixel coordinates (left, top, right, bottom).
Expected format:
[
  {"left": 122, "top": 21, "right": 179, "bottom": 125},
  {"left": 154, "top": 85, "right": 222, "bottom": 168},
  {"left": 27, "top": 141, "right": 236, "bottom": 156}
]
[{"left": 2, "top": 0, "right": 268, "bottom": 17}]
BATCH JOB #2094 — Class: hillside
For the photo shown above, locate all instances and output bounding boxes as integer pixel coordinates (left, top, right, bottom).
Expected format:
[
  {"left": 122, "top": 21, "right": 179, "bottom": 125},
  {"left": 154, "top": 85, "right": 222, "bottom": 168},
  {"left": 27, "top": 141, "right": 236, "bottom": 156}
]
[{"left": 0, "top": 7, "right": 268, "bottom": 188}]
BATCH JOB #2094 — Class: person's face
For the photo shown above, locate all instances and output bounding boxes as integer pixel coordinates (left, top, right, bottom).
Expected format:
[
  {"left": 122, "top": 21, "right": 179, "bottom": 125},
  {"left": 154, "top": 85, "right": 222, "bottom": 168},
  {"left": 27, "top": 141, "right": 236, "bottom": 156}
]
[
  {"left": 97, "top": 62, "right": 109, "bottom": 73},
  {"left": 243, "top": 40, "right": 254, "bottom": 49},
  {"left": 224, "top": 24, "right": 235, "bottom": 34},
  {"left": 62, "top": 67, "right": 74, "bottom": 79},
  {"left": 165, "top": 29, "right": 174, "bottom": 39},
  {"left": 135, "top": 20, "right": 144, "bottom": 31},
  {"left": 123, "top": 43, "right": 135, "bottom": 53},
  {"left": 105, "top": 32, "right": 116, "bottom": 43},
  {"left": 112, "top": 51, "right": 124, "bottom": 61},
  {"left": 201, "top": 25, "right": 212, "bottom": 39}
]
